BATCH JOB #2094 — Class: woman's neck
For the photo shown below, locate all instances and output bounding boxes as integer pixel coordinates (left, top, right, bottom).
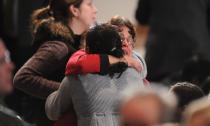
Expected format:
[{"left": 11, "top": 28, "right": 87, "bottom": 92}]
[{"left": 68, "top": 18, "right": 88, "bottom": 35}]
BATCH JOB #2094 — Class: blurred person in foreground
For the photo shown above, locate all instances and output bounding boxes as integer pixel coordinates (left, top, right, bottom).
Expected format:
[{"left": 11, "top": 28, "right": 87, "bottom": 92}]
[
  {"left": 0, "top": 38, "right": 31, "bottom": 126},
  {"left": 183, "top": 96, "right": 210, "bottom": 126},
  {"left": 120, "top": 85, "right": 177, "bottom": 126}
]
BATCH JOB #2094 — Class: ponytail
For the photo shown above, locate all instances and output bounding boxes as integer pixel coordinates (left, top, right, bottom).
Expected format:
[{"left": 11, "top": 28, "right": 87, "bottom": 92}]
[{"left": 31, "top": 6, "right": 54, "bottom": 35}]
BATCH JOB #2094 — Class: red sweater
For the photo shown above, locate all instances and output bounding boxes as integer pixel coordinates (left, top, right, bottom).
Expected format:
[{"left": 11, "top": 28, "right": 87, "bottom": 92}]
[{"left": 65, "top": 49, "right": 101, "bottom": 75}]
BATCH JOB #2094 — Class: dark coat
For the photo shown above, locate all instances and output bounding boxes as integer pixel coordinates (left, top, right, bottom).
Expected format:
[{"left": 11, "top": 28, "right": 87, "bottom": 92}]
[
  {"left": 13, "top": 21, "right": 79, "bottom": 126},
  {"left": 136, "top": 0, "right": 210, "bottom": 82}
]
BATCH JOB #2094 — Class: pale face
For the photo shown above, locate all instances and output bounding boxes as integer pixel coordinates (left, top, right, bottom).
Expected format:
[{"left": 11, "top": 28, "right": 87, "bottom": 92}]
[
  {"left": 120, "top": 26, "right": 134, "bottom": 56},
  {"left": 77, "top": 0, "right": 97, "bottom": 28},
  {"left": 0, "top": 42, "right": 14, "bottom": 95}
]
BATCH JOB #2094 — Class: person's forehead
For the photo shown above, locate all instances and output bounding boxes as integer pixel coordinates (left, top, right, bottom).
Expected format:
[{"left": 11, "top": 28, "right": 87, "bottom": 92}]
[
  {"left": 120, "top": 26, "right": 131, "bottom": 36},
  {"left": 120, "top": 26, "right": 129, "bottom": 32}
]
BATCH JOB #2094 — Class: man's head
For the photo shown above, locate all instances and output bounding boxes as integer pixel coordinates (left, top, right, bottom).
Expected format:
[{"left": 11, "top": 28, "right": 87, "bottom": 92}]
[
  {"left": 0, "top": 39, "right": 14, "bottom": 95},
  {"left": 121, "top": 85, "right": 177, "bottom": 126},
  {"left": 169, "top": 82, "right": 204, "bottom": 111}
]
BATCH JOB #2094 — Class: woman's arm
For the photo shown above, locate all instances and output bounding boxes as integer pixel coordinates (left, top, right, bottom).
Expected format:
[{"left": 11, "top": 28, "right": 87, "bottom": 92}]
[
  {"left": 65, "top": 50, "right": 141, "bottom": 75},
  {"left": 45, "top": 76, "right": 77, "bottom": 121},
  {"left": 65, "top": 49, "right": 105, "bottom": 75},
  {"left": 13, "top": 41, "right": 73, "bottom": 99}
]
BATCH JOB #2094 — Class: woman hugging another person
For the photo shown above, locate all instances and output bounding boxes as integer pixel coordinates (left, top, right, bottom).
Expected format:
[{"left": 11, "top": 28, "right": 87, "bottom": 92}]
[{"left": 45, "top": 23, "right": 147, "bottom": 126}]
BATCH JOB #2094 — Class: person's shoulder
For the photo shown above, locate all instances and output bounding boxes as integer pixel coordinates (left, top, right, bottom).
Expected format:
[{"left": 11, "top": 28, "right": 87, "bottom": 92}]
[
  {"left": 0, "top": 105, "right": 26, "bottom": 126},
  {"left": 132, "top": 51, "right": 146, "bottom": 67},
  {"left": 132, "top": 51, "right": 148, "bottom": 78},
  {"left": 33, "top": 21, "right": 75, "bottom": 51},
  {"left": 132, "top": 51, "right": 143, "bottom": 59},
  {"left": 36, "top": 21, "right": 74, "bottom": 43},
  {"left": 0, "top": 104, "right": 17, "bottom": 117}
]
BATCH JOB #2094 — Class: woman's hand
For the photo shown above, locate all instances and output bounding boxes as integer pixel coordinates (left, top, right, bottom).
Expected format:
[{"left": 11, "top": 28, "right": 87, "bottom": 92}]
[{"left": 108, "top": 55, "right": 142, "bottom": 72}]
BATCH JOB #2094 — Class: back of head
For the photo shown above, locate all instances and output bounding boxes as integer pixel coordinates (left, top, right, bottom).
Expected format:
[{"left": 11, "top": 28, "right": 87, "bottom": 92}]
[
  {"left": 85, "top": 24, "right": 128, "bottom": 77},
  {"left": 86, "top": 24, "right": 124, "bottom": 58},
  {"left": 170, "top": 82, "right": 204, "bottom": 110},
  {"left": 121, "top": 85, "right": 177, "bottom": 126}
]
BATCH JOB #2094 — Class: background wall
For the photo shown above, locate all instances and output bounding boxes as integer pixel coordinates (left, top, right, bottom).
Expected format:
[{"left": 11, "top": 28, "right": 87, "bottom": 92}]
[{"left": 94, "top": 0, "right": 139, "bottom": 24}]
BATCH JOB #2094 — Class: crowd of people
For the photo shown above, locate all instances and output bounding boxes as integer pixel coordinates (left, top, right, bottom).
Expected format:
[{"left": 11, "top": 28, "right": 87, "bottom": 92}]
[{"left": 0, "top": 0, "right": 210, "bottom": 126}]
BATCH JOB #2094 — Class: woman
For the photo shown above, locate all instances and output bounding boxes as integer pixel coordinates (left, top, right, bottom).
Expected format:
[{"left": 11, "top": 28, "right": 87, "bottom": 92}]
[
  {"left": 109, "top": 16, "right": 148, "bottom": 84},
  {"left": 13, "top": 1, "right": 140, "bottom": 125},
  {"left": 13, "top": 0, "right": 97, "bottom": 125},
  {"left": 45, "top": 24, "right": 145, "bottom": 126}
]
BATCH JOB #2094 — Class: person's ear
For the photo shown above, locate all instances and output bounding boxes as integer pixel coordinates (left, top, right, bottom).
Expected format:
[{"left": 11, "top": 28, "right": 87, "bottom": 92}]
[{"left": 69, "top": 5, "right": 80, "bottom": 17}]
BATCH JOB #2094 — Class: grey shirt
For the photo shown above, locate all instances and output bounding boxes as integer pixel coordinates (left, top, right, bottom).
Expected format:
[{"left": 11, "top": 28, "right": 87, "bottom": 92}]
[{"left": 46, "top": 68, "right": 145, "bottom": 126}]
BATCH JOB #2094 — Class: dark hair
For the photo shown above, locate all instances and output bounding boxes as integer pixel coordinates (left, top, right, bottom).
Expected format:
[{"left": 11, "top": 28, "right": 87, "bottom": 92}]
[
  {"left": 31, "top": 0, "right": 83, "bottom": 35},
  {"left": 86, "top": 24, "right": 128, "bottom": 77},
  {"left": 170, "top": 82, "right": 204, "bottom": 110},
  {"left": 109, "top": 15, "right": 136, "bottom": 43},
  {"left": 86, "top": 24, "right": 124, "bottom": 57}
]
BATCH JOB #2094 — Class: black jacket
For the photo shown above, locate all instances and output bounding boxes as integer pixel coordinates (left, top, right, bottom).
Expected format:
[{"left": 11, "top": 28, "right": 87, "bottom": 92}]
[{"left": 136, "top": 0, "right": 210, "bottom": 82}]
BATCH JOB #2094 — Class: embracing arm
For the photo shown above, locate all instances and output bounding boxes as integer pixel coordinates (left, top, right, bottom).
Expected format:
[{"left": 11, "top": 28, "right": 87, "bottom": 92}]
[
  {"left": 65, "top": 49, "right": 109, "bottom": 75},
  {"left": 65, "top": 50, "right": 141, "bottom": 75},
  {"left": 45, "top": 76, "right": 77, "bottom": 120}
]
